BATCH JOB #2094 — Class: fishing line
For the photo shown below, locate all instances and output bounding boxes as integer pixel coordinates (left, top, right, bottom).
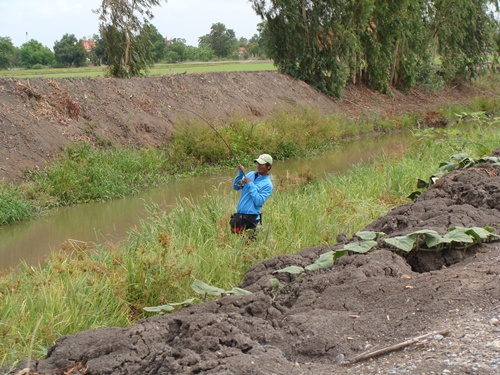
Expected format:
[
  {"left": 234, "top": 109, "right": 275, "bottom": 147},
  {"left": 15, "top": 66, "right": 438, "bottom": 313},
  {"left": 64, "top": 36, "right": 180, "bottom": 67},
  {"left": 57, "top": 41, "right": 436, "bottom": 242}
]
[{"left": 181, "top": 107, "right": 247, "bottom": 181}]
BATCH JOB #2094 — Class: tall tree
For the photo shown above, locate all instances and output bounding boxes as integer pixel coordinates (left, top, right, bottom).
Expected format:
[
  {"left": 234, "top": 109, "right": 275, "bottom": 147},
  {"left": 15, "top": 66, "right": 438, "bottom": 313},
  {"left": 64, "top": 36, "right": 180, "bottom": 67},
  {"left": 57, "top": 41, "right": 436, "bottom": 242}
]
[
  {"left": 198, "top": 23, "right": 237, "bottom": 58},
  {"left": 0, "top": 37, "right": 16, "bottom": 70},
  {"left": 19, "top": 39, "right": 55, "bottom": 68},
  {"left": 53, "top": 34, "right": 88, "bottom": 67},
  {"left": 95, "top": 0, "right": 166, "bottom": 77},
  {"left": 251, "top": 0, "right": 499, "bottom": 98},
  {"left": 143, "top": 23, "right": 167, "bottom": 62}
]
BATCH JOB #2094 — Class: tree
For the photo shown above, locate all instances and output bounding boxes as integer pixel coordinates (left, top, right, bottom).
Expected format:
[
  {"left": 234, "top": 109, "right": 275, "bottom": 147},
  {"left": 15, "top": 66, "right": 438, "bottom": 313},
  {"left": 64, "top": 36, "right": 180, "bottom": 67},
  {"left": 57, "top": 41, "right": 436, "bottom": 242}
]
[
  {"left": 0, "top": 37, "right": 16, "bottom": 70},
  {"left": 19, "top": 39, "right": 55, "bottom": 68},
  {"left": 251, "top": 0, "right": 499, "bottom": 98},
  {"left": 88, "top": 34, "right": 108, "bottom": 66},
  {"left": 165, "top": 39, "right": 187, "bottom": 62},
  {"left": 53, "top": 34, "right": 88, "bottom": 67},
  {"left": 198, "top": 23, "right": 237, "bottom": 58},
  {"left": 95, "top": 0, "right": 167, "bottom": 77},
  {"left": 143, "top": 23, "right": 167, "bottom": 62}
]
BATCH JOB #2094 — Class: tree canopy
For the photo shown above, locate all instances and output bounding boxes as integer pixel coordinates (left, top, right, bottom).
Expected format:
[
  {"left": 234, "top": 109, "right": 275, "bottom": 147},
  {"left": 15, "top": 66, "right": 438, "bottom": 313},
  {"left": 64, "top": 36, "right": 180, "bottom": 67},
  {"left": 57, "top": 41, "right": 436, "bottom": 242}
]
[
  {"left": 19, "top": 40, "right": 55, "bottom": 68},
  {"left": 0, "top": 37, "right": 16, "bottom": 70},
  {"left": 251, "top": 0, "right": 500, "bottom": 97},
  {"left": 53, "top": 34, "right": 88, "bottom": 67},
  {"left": 198, "top": 23, "right": 237, "bottom": 58},
  {"left": 95, "top": 0, "right": 166, "bottom": 77}
]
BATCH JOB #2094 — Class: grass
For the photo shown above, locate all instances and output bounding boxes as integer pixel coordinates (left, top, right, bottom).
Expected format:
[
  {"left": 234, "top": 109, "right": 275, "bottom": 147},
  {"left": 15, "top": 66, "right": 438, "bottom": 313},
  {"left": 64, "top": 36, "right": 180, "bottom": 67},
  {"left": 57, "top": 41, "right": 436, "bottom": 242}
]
[
  {"left": 1, "top": 115, "right": 500, "bottom": 366},
  {"left": 0, "top": 60, "right": 276, "bottom": 79}
]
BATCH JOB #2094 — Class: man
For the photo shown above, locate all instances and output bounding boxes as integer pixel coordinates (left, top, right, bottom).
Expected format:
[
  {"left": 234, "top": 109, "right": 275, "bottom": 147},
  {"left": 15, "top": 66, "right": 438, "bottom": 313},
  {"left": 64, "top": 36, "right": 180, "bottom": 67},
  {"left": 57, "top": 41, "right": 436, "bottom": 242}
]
[{"left": 230, "top": 153, "right": 274, "bottom": 235}]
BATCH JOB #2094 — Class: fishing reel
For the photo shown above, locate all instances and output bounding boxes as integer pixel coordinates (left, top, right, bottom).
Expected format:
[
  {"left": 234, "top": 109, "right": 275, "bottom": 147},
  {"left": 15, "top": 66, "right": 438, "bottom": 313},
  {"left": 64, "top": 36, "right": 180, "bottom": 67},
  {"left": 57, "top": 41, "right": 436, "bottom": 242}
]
[{"left": 238, "top": 179, "right": 245, "bottom": 186}]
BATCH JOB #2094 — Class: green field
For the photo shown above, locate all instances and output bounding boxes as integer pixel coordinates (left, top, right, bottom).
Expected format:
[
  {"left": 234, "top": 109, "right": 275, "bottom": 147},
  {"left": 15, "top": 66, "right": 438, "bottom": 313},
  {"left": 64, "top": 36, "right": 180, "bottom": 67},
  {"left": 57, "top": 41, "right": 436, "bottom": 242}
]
[{"left": 0, "top": 60, "right": 276, "bottom": 79}]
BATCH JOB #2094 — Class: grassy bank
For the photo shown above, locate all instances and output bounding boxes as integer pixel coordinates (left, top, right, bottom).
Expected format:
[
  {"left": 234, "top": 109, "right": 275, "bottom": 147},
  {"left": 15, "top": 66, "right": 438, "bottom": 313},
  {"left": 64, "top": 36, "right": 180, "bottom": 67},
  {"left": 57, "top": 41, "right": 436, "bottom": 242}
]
[{"left": 1, "top": 110, "right": 499, "bottom": 366}]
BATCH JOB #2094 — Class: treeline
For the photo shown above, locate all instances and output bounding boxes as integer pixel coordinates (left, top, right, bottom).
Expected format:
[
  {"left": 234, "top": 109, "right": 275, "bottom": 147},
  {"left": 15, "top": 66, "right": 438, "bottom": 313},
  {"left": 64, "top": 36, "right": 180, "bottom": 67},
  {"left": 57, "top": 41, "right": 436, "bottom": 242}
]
[
  {"left": 252, "top": 0, "right": 500, "bottom": 97},
  {"left": 0, "top": 22, "right": 267, "bottom": 71}
]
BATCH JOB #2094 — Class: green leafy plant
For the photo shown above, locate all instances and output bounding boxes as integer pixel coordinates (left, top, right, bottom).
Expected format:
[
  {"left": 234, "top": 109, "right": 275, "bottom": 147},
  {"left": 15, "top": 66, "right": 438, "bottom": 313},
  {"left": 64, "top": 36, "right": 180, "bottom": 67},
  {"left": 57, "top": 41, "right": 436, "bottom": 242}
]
[
  {"left": 408, "top": 153, "right": 500, "bottom": 199},
  {"left": 143, "top": 279, "right": 252, "bottom": 315}
]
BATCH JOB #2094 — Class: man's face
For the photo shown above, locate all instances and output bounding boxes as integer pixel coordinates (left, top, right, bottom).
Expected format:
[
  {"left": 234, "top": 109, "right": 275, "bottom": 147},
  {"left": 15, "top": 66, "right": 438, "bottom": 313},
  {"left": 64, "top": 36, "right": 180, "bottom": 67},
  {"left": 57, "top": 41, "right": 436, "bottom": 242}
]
[{"left": 256, "top": 162, "right": 269, "bottom": 175}]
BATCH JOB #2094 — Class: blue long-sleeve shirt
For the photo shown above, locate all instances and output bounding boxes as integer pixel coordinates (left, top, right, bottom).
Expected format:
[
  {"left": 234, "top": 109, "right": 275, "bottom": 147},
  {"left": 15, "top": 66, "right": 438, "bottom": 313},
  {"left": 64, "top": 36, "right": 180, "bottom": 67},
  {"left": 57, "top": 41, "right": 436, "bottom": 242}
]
[{"left": 233, "top": 170, "right": 273, "bottom": 221}]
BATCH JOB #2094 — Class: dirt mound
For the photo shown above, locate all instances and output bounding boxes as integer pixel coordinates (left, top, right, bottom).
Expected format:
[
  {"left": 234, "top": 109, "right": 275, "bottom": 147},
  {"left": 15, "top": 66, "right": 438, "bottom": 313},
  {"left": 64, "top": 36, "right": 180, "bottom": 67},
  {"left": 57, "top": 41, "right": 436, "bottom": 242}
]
[
  {"left": 0, "top": 71, "right": 483, "bottom": 182},
  {"left": 4, "top": 156, "right": 500, "bottom": 374}
]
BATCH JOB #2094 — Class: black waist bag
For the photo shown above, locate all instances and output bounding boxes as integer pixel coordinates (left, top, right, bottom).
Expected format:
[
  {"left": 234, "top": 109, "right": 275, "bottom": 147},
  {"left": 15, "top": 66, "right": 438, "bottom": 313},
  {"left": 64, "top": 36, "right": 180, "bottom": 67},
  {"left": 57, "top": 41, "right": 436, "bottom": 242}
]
[{"left": 230, "top": 213, "right": 258, "bottom": 233}]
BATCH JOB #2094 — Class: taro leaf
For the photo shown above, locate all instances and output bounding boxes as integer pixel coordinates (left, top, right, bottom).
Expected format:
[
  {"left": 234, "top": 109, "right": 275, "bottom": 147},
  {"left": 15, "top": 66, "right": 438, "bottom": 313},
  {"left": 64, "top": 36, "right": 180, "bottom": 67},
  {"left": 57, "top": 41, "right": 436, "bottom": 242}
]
[
  {"left": 269, "top": 278, "right": 280, "bottom": 289},
  {"left": 384, "top": 236, "right": 416, "bottom": 252},
  {"left": 343, "top": 240, "right": 377, "bottom": 253},
  {"left": 407, "top": 191, "right": 421, "bottom": 200},
  {"left": 274, "top": 266, "right": 305, "bottom": 275},
  {"left": 143, "top": 298, "right": 196, "bottom": 313},
  {"left": 356, "top": 231, "right": 385, "bottom": 241},
  {"left": 192, "top": 279, "right": 225, "bottom": 296},
  {"left": 143, "top": 304, "right": 175, "bottom": 313},
  {"left": 453, "top": 226, "right": 499, "bottom": 241},
  {"left": 416, "top": 179, "right": 429, "bottom": 189},
  {"left": 305, "top": 251, "right": 334, "bottom": 271},
  {"left": 333, "top": 249, "right": 348, "bottom": 261},
  {"left": 227, "top": 287, "right": 252, "bottom": 295},
  {"left": 408, "top": 229, "right": 441, "bottom": 248},
  {"left": 450, "top": 153, "right": 470, "bottom": 162},
  {"left": 168, "top": 298, "right": 197, "bottom": 306},
  {"left": 438, "top": 162, "right": 458, "bottom": 173},
  {"left": 442, "top": 228, "right": 474, "bottom": 244},
  {"left": 479, "top": 156, "right": 500, "bottom": 166}
]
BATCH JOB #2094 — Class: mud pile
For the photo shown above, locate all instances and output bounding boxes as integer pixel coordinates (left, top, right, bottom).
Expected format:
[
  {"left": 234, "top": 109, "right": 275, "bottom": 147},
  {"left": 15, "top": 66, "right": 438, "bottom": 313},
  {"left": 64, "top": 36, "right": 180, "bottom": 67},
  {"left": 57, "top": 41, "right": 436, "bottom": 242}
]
[{"left": 4, "top": 154, "right": 500, "bottom": 374}]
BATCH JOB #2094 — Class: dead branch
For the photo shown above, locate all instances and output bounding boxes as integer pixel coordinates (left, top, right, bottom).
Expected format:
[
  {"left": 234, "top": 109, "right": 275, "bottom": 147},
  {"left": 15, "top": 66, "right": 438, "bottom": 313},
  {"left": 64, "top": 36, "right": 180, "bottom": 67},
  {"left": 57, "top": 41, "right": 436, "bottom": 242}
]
[{"left": 345, "top": 328, "right": 450, "bottom": 365}]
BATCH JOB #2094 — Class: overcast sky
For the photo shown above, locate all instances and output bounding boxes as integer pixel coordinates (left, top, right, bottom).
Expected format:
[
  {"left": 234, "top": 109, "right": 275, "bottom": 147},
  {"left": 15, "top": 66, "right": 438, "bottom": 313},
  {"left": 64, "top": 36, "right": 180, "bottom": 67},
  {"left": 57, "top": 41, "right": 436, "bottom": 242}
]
[{"left": 0, "top": 0, "right": 262, "bottom": 49}]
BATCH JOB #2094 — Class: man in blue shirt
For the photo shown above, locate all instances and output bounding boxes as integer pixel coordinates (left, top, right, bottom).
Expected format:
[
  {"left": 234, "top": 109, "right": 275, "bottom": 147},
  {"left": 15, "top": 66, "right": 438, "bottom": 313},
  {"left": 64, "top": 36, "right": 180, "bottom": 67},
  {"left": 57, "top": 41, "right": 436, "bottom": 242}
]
[{"left": 231, "top": 153, "right": 274, "bottom": 235}]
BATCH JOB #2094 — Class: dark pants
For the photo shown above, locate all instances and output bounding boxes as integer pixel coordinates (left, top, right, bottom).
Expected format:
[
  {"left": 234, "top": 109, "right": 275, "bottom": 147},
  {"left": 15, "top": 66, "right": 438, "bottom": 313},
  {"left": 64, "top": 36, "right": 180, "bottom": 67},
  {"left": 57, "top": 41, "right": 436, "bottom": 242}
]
[{"left": 230, "top": 213, "right": 258, "bottom": 234}]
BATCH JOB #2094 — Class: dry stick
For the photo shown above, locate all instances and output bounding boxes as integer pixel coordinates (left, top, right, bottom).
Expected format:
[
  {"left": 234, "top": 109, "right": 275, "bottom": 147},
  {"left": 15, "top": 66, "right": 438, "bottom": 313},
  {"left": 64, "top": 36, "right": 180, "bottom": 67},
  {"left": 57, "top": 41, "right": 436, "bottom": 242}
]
[{"left": 344, "top": 328, "right": 450, "bottom": 365}]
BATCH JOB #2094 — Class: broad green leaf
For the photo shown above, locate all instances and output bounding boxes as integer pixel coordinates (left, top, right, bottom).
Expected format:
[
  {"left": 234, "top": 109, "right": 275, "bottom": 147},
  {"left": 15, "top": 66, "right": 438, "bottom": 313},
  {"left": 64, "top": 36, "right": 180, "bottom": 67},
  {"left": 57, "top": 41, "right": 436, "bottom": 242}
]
[
  {"left": 450, "top": 153, "right": 469, "bottom": 162},
  {"left": 407, "top": 191, "right": 421, "bottom": 200},
  {"left": 384, "top": 236, "right": 416, "bottom": 252},
  {"left": 143, "top": 304, "right": 175, "bottom": 313},
  {"left": 453, "top": 226, "right": 499, "bottom": 241},
  {"left": 168, "top": 298, "right": 197, "bottom": 306},
  {"left": 408, "top": 229, "right": 441, "bottom": 248},
  {"left": 333, "top": 249, "right": 348, "bottom": 261},
  {"left": 305, "top": 251, "right": 334, "bottom": 271},
  {"left": 269, "top": 278, "right": 280, "bottom": 288},
  {"left": 356, "top": 231, "right": 385, "bottom": 240},
  {"left": 343, "top": 240, "right": 377, "bottom": 253},
  {"left": 274, "top": 266, "right": 305, "bottom": 275},
  {"left": 442, "top": 229, "right": 474, "bottom": 243},
  {"left": 227, "top": 287, "right": 252, "bottom": 295},
  {"left": 191, "top": 279, "right": 225, "bottom": 296},
  {"left": 416, "top": 179, "right": 429, "bottom": 189}
]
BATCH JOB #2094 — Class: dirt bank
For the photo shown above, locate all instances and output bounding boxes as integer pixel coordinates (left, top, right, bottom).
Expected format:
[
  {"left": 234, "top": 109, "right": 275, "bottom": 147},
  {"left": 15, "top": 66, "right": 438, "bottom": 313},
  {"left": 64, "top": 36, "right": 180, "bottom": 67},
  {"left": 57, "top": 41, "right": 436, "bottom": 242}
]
[
  {"left": 0, "top": 71, "right": 488, "bottom": 182},
  {"left": 3, "top": 152, "right": 500, "bottom": 374}
]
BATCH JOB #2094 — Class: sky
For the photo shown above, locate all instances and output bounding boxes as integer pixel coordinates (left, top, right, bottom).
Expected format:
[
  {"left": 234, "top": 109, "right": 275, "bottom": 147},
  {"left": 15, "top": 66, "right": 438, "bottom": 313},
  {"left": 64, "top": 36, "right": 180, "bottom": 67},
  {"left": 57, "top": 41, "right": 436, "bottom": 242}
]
[{"left": 0, "top": 0, "right": 263, "bottom": 49}]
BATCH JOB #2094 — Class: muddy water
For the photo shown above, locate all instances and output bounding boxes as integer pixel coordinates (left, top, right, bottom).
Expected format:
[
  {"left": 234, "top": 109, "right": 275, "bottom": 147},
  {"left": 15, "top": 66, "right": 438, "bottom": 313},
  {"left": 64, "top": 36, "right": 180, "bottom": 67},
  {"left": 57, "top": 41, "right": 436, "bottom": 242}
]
[{"left": 0, "top": 132, "right": 412, "bottom": 271}]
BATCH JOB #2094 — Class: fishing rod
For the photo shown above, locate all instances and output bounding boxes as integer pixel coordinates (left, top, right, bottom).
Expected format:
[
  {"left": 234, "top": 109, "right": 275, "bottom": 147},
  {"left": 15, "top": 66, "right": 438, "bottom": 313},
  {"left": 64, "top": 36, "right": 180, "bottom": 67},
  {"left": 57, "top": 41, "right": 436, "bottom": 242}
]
[{"left": 181, "top": 107, "right": 247, "bottom": 183}]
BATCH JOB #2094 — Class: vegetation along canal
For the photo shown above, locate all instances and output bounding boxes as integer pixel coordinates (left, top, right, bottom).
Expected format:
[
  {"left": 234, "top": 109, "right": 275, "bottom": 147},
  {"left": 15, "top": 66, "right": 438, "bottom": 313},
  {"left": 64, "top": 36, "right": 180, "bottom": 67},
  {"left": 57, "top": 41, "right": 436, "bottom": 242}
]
[{"left": 0, "top": 132, "right": 411, "bottom": 271}]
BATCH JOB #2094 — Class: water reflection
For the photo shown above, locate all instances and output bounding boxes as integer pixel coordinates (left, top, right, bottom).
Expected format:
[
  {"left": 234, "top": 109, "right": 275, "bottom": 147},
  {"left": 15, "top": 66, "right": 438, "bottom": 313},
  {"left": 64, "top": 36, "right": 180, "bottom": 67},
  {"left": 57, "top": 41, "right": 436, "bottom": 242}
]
[{"left": 0, "top": 132, "right": 411, "bottom": 270}]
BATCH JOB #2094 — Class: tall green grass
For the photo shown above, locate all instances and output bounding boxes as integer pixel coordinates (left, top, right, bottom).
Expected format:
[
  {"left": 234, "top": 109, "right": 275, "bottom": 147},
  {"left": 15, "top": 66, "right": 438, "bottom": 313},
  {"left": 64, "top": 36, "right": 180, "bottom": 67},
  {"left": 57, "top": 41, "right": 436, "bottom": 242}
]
[
  {"left": 1, "top": 121, "right": 499, "bottom": 366},
  {"left": 0, "top": 183, "right": 35, "bottom": 225}
]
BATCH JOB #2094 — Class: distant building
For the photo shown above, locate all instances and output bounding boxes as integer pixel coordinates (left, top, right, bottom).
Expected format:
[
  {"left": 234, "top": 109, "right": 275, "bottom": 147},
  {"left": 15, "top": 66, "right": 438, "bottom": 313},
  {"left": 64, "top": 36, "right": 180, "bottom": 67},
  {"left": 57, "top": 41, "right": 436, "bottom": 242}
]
[{"left": 82, "top": 40, "right": 96, "bottom": 53}]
